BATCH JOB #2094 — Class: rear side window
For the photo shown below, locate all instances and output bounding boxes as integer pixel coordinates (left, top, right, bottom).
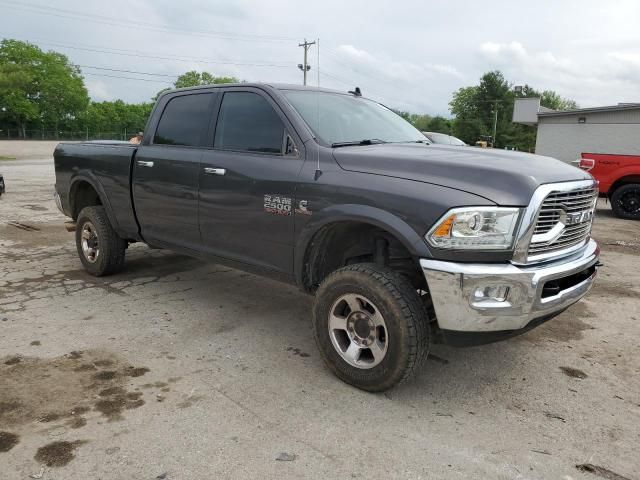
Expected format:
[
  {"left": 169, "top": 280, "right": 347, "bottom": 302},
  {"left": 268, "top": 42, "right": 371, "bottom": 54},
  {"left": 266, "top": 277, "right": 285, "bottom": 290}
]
[
  {"left": 154, "top": 93, "right": 213, "bottom": 146},
  {"left": 214, "top": 92, "right": 285, "bottom": 154}
]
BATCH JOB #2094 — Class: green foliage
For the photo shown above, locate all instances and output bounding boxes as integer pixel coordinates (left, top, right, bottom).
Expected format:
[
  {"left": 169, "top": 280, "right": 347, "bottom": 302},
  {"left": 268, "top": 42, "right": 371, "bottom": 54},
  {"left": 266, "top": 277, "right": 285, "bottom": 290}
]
[
  {"left": 540, "top": 90, "right": 578, "bottom": 111},
  {"left": 82, "top": 100, "right": 153, "bottom": 135},
  {"left": 154, "top": 71, "right": 239, "bottom": 100},
  {"left": 0, "top": 38, "right": 578, "bottom": 149},
  {"left": 449, "top": 70, "right": 577, "bottom": 151},
  {"left": 0, "top": 40, "right": 242, "bottom": 139},
  {"left": 426, "top": 116, "right": 452, "bottom": 134},
  {"left": 174, "top": 71, "right": 239, "bottom": 88},
  {"left": 0, "top": 39, "right": 89, "bottom": 136},
  {"left": 391, "top": 111, "right": 452, "bottom": 134}
]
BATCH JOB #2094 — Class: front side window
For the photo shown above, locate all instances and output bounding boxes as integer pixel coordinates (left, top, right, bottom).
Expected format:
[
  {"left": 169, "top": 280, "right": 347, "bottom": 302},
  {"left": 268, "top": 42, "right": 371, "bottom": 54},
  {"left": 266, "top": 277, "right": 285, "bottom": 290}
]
[
  {"left": 214, "top": 92, "right": 285, "bottom": 154},
  {"left": 154, "top": 93, "right": 213, "bottom": 146}
]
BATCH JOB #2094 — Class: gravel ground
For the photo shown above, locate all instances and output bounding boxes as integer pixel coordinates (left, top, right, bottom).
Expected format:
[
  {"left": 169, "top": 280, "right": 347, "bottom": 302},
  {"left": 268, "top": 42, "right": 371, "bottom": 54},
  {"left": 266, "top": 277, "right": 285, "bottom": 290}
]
[
  {"left": 0, "top": 145, "right": 639, "bottom": 480},
  {"left": 0, "top": 141, "right": 65, "bottom": 160}
]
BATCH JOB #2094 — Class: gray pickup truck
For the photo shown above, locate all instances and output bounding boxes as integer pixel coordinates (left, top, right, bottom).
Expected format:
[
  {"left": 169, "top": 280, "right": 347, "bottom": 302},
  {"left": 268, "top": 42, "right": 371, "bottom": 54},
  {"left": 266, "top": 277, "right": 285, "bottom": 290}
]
[{"left": 54, "top": 83, "right": 599, "bottom": 391}]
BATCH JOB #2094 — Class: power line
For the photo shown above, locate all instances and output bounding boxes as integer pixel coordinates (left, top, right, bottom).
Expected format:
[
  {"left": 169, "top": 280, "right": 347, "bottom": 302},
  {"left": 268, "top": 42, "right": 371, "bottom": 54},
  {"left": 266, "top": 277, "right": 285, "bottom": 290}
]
[
  {"left": 0, "top": 1, "right": 297, "bottom": 43},
  {"left": 1, "top": 32, "right": 399, "bottom": 105},
  {"left": 82, "top": 72, "right": 172, "bottom": 84},
  {"left": 319, "top": 71, "right": 393, "bottom": 103},
  {"left": 79, "top": 65, "right": 179, "bottom": 78},
  {"left": 323, "top": 48, "right": 405, "bottom": 90},
  {"left": 1, "top": 35, "right": 293, "bottom": 68}
]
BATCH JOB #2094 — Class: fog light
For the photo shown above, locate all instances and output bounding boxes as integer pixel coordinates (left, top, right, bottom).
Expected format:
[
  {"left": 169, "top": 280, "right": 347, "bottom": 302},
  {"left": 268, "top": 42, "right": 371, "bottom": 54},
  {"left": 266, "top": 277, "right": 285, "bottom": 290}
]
[{"left": 473, "top": 285, "right": 510, "bottom": 302}]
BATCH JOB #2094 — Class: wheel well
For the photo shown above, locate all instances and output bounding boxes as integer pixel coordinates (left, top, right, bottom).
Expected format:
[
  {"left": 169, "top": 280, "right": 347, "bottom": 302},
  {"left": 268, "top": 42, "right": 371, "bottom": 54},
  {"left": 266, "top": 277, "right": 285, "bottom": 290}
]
[
  {"left": 609, "top": 175, "right": 640, "bottom": 197},
  {"left": 70, "top": 181, "right": 102, "bottom": 220},
  {"left": 301, "top": 221, "right": 426, "bottom": 293}
]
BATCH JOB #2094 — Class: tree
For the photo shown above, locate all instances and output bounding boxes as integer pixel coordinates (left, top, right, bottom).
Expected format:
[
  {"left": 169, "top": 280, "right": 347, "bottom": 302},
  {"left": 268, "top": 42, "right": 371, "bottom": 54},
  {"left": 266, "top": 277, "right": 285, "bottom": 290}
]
[
  {"left": 82, "top": 100, "right": 153, "bottom": 138},
  {"left": 426, "top": 116, "right": 452, "bottom": 134},
  {"left": 540, "top": 90, "right": 578, "bottom": 111},
  {"left": 174, "top": 71, "right": 238, "bottom": 88},
  {"left": 0, "top": 63, "right": 38, "bottom": 136},
  {"left": 155, "top": 71, "right": 239, "bottom": 100},
  {"left": 449, "top": 86, "right": 483, "bottom": 143},
  {"left": 0, "top": 39, "right": 89, "bottom": 137},
  {"left": 448, "top": 70, "right": 577, "bottom": 151}
]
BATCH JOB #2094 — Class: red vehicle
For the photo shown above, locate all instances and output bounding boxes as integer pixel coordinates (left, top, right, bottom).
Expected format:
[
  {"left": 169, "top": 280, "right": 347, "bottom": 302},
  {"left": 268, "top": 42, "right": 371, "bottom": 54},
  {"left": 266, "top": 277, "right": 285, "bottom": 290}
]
[{"left": 579, "top": 153, "right": 640, "bottom": 219}]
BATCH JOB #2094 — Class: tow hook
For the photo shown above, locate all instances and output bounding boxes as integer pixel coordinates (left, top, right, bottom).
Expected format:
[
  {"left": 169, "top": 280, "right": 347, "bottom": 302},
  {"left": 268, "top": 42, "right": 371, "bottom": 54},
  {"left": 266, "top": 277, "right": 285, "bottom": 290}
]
[{"left": 595, "top": 261, "right": 604, "bottom": 268}]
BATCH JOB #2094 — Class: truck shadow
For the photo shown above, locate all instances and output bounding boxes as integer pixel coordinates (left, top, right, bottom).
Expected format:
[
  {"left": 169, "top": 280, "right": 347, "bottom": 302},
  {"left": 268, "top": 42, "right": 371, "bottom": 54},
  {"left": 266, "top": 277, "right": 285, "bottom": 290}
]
[{"left": 100, "top": 248, "right": 562, "bottom": 400}]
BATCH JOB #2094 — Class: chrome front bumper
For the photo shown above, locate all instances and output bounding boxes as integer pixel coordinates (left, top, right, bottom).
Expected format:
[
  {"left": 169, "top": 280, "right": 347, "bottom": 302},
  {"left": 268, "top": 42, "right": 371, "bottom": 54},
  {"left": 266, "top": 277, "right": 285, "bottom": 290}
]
[{"left": 420, "top": 240, "right": 599, "bottom": 333}]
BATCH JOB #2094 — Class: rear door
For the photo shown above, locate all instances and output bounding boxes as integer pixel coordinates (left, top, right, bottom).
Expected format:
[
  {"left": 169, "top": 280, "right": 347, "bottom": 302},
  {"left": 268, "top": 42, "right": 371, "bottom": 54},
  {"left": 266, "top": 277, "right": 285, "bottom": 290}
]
[
  {"left": 133, "top": 92, "right": 216, "bottom": 250},
  {"left": 198, "top": 88, "right": 305, "bottom": 273}
]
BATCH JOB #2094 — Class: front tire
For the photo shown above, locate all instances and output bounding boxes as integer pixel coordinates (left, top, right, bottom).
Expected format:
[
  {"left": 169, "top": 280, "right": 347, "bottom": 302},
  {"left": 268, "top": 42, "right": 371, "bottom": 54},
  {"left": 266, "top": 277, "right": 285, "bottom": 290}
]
[
  {"left": 75, "top": 206, "right": 126, "bottom": 276},
  {"left": 611, "top": 184, "right": 640, "bottom": 220},
  {"left": 312, "top": 263, "right": 430, "bottom": 392}
]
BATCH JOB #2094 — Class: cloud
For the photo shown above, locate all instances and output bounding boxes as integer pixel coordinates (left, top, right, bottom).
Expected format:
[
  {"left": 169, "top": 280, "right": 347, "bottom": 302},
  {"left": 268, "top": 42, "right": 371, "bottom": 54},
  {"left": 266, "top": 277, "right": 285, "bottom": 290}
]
[
  {"left": 3, "top": 0, "right": 639, "bottom": 114},
  {"left": 83, "top": 79, "right": 112, "bottom": 102},
  {"left": 336, "top": 44, "right": 462, "bottom": 80},
  {"left": 479, "top": 41, "right": 574, "bottom": 74},
  {"left": 478, "top": 41, "right": 640, "bottom": 106}
]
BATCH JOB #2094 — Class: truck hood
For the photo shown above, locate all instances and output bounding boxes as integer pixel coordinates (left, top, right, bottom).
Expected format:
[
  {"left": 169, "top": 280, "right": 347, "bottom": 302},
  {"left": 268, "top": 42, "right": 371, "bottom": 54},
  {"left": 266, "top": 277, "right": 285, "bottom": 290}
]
[{"left": 332, "top": 143, "right": 592, "bottom": 205}]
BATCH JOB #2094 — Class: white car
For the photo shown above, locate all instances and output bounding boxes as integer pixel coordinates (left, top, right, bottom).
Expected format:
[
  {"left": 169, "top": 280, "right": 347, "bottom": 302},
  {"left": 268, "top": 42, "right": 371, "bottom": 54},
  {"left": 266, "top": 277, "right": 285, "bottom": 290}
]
[{"left": 422, "top": 131, "right": 466, "bottom": 146}]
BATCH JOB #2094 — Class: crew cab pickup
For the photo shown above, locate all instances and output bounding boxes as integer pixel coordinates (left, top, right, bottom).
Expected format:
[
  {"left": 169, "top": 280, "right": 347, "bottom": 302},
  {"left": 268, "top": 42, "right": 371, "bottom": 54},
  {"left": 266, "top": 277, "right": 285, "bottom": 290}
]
[
  {"left": 579, "top": 152, "right": 640, "bottom": 219},
  {"left": 54, "top": 83, "right": 600, "bottom": 391}
]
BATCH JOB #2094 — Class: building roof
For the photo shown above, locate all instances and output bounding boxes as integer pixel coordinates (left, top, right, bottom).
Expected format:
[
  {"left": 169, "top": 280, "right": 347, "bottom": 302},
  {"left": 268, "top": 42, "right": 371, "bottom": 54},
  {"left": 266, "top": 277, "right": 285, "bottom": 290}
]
[{"left": 538, "top": 103, "right": 640, "bottom": 117}]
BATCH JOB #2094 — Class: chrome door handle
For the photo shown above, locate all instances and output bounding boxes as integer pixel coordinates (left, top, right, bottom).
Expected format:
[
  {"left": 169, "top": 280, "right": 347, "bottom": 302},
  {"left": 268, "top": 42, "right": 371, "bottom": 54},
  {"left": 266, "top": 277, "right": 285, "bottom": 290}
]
[
  {"left": 137, "top": 160, "right": 154, "bottom": 167},
  {"left": 204, "top": 167, "right": 226, "bottom": 176}
]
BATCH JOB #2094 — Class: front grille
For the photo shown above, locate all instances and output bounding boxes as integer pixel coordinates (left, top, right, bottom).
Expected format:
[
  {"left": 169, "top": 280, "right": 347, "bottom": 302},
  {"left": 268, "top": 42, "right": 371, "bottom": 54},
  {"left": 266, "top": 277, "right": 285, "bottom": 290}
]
[{"left": 527, "top": 185, "right": 598, "bottom": 259}]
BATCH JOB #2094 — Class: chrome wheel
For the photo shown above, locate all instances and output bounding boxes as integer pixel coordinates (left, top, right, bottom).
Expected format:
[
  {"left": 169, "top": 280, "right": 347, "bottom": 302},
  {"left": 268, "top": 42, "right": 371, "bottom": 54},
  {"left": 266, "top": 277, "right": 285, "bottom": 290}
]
[
  {"left": 328, "top": 293, "right": 388, "bottom": 369},
  {"left": 81, "top": 221, "right": 99, "bottom": 263}
]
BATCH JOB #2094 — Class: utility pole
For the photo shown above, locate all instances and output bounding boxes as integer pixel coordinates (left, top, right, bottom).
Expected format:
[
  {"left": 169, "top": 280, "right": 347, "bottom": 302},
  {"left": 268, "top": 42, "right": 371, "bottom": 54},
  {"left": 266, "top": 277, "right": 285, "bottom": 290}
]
[
  {"left": 298, "top": 39, "right": 315, "bottom": 86},
  {"left": 492, "top": 101, "right": 498, "bottom": 146}
]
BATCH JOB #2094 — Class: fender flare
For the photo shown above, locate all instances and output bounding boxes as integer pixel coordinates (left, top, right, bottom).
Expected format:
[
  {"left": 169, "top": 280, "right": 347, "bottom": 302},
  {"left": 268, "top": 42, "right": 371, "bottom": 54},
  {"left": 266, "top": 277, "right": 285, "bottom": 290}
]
[
  {"left": 294, "top": 204, "right": 432, "bottom": 288},
  {"left": 608, "top": 170, "right": 640, "bottom": 194},
  {"left": 69, "top": 172, "right": 120, "bottom": 232}
]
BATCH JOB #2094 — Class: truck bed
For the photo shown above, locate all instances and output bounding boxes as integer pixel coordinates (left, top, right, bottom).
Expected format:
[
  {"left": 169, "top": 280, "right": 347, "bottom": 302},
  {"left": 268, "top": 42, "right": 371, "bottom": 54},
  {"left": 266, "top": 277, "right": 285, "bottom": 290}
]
[{"left": 54, "top": 141, "right": 141, "bottom": 240}]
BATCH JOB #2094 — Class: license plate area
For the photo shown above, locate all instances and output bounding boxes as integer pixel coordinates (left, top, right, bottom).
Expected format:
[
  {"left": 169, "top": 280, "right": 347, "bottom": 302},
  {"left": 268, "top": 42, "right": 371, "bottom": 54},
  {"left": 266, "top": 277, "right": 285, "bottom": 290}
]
[{"left": 541, "top": 264, "right": 597, "bottom": 299}]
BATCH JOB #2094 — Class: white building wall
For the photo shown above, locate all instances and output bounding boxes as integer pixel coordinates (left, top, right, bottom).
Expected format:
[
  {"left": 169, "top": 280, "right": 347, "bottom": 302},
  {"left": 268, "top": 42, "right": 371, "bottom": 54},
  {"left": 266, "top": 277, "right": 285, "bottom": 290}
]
[{"left": 535, "top": 112, "right": 640, "bottom": 162}]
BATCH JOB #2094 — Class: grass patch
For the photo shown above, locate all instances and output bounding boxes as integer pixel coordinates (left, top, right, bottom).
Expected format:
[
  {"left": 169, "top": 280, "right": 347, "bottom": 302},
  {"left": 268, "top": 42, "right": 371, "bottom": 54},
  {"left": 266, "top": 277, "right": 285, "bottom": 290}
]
[{"left": 0, "top": 155, "right": 17, "bottom": 160}]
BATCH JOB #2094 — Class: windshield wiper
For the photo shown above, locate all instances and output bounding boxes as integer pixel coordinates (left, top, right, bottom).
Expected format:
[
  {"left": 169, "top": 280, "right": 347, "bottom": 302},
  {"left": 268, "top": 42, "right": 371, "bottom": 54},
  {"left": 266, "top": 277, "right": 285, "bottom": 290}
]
[{"left": 331, "top": 139, "right": 388, "bottom": 148}]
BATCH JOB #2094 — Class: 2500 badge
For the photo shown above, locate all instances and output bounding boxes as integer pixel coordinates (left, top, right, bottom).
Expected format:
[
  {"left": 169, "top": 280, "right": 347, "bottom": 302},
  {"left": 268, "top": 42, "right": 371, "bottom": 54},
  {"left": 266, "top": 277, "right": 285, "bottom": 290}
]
[
  {"left": 264, "top": 195, "right": 312, "bottom": 216},
  {"left": 264, "top": 195, "right": 292, "bottom": 216}
]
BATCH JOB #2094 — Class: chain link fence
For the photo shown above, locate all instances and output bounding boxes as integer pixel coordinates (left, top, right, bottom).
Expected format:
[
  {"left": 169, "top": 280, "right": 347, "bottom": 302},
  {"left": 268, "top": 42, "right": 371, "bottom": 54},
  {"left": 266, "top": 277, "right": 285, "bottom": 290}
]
[{"left": 0, "top": 129, "right": 141, "bottom": 141}]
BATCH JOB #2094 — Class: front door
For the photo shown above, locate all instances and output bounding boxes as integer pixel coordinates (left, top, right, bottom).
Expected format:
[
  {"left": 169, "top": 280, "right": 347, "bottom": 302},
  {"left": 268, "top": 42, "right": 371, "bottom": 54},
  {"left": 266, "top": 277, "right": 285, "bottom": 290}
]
[
  {"left": 133, "top": 92, "right": 215, "bottom": 250},
  {"left": 199, "top": 89, "right": 304, "bottom": 273}
]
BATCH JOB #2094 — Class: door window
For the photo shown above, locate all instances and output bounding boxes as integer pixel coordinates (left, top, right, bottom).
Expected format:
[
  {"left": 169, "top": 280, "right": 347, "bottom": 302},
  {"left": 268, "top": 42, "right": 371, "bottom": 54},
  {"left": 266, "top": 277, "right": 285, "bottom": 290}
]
[
  {"left": 154, "top": 93, "right": 213, "bottom": 146},
  {"left": 214, "top": 92, "right": 285, "bottom": 154}
]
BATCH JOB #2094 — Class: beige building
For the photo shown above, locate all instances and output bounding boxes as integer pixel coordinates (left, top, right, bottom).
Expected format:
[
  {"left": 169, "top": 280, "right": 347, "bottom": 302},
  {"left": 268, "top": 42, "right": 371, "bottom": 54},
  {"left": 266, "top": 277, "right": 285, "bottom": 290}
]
[{"left": 513, "top": 98, "right": 640, "bottom": 163}]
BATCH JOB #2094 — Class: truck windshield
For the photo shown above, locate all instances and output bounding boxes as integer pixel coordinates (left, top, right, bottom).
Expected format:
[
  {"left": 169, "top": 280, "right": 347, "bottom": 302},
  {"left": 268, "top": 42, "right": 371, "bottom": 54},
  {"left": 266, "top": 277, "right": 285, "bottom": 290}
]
[{"left": 282, "top": 90, "right": 427, "bottom": 147}]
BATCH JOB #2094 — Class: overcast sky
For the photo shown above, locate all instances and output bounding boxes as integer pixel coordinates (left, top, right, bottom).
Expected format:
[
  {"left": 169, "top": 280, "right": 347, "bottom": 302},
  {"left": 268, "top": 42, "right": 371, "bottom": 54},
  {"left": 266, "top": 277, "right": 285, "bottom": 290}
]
[{"left": 2, "top": 0, "right": 639, "bottom": 115}]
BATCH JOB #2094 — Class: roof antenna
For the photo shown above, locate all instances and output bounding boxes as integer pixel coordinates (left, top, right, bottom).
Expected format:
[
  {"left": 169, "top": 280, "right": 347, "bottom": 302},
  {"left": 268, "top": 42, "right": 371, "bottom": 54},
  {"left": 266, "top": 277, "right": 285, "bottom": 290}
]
[
  {"left": 315, "top": 37, "right": 322, "bottom": 181},
  {"left": 348, "top": 87, "right": 362, "bottom": 97}
]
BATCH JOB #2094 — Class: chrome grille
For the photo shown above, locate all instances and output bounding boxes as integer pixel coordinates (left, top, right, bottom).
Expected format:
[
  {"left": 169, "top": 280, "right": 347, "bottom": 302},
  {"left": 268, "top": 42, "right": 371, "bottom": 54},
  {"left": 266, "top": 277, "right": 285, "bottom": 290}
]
[{"left": 527, "top": 185, "right": 598, "bottom": 259}]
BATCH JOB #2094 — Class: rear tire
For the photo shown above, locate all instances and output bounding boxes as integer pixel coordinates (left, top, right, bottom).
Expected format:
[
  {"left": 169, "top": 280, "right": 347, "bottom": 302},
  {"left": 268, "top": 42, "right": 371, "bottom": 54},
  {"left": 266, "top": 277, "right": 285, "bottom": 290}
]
[
  {"left": 312, "top": 263, "right": 430, "bottom": 392},
  {"left": 75, "top": 206, "right": 126, "bottom": 276},
  {"left": 610, "top": 183, "right": 640, "bottom": 220}
]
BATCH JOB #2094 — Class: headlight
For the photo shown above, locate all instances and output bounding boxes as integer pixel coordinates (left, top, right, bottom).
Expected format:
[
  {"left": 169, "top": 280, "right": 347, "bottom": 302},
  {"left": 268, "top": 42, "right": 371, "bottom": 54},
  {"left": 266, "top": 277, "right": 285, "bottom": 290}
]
[{"left": 426, "top": 207, "right": 522, "bottom": 250}]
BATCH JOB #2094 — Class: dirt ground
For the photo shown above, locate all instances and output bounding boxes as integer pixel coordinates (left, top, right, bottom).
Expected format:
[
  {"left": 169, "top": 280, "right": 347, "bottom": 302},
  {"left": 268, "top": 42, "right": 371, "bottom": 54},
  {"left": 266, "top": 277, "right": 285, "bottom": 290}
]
[
  {"left": 0, "top": 145, "right": 639, "bottom": 480},
  {"left": 0, "top": 141, "right": 65, "bottom": 160}
]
